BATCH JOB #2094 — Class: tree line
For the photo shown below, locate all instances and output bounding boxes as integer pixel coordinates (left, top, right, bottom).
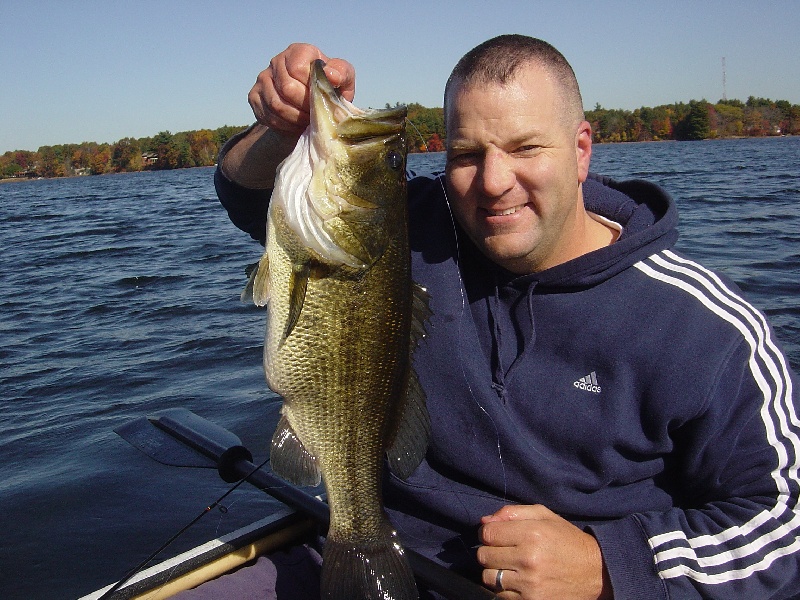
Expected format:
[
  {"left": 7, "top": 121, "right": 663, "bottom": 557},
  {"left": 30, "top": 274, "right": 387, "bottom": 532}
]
[
  {"left": 586, "top": 97, "right": 800, "bottom": 143},
  {"left": 0, "top": 125, "right": 245, "bottom": 180},
  {"left": 2, "top": 96, "right": 798, "bottom": 180}
]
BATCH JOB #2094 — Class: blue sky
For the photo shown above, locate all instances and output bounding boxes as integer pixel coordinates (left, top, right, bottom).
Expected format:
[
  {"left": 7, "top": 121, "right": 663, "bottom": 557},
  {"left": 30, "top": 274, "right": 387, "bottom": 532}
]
[{"left": 2, "top": 0, "right": 799, "bottom": 153}]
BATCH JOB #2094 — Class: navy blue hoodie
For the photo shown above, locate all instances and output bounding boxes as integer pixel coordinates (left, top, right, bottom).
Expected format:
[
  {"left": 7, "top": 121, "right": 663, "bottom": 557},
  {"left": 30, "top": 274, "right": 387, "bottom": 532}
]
[{"left": 216, "top": 166, "right": 800, "bottom": 599}]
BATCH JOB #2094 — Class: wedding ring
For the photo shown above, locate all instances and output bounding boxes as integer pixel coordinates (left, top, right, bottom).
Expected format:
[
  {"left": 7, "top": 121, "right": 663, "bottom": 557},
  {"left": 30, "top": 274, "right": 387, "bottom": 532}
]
[{"left": 495, "top": 568, "right": 505, "bottom": 591}]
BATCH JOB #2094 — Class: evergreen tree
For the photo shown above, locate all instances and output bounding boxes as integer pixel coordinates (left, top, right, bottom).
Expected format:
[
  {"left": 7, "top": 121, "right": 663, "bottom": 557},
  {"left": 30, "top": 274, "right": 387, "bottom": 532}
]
[{"left": 676, "top": 101, "right": 711, "bottom": 140}]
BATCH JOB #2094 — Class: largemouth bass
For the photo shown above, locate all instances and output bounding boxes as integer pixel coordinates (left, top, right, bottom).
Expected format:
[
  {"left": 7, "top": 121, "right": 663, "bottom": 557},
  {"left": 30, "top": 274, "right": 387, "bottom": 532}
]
[{"left": 247, "top": 60, "right": 430, "bottom": 600}]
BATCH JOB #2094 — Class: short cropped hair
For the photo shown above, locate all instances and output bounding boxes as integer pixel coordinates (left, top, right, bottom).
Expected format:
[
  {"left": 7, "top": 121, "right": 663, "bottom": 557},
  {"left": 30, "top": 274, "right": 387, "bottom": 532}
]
[{"left": 444, "top": 34, "right": 585, "bottom": 126}]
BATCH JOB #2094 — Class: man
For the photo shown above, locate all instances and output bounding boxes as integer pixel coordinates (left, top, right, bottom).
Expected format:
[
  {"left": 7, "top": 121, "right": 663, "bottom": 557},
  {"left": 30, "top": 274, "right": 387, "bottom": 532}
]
[{"left": 198, "top": 35, "right": 800, "bottom": 599}]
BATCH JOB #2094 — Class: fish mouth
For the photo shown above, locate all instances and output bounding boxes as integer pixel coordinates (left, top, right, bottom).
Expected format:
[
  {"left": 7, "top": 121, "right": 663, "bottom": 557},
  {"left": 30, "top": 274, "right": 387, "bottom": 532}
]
[
  {"left": 275, "top": 61, "right": 408, "bottom": 270},
  {"left": 301, "top": 60, "right": 407, "bottom": 267},
  {"left": 310, "top": 60, "right": 406, "bottom": 143}
]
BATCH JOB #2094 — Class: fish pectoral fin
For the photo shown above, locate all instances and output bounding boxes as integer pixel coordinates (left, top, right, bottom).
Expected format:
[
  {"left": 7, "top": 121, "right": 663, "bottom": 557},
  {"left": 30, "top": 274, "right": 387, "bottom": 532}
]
[
  {"left": 386, "top": 367, "right": 430, "bottom": 480},
  {"left": 283, "top": 262, "right": 311, "bottom": 341},
  {"left": 243, "top": 254, "right": 271, "bottom": 307},
  {"left": 240, "top": 260, "right": 260, "bottom": 303},
  {"left": 270, "top": 414, "right": 321, "bottom": 487},
  {"left": 321, "top": 218, "right": 385, "bottom": 268}
]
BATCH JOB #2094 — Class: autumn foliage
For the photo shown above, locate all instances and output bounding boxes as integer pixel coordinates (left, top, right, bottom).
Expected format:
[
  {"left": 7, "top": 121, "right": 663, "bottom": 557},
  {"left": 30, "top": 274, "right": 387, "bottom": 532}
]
[
  {"left": 0, "top": 125, "right": 245, "bottom": 179},
  {"left": 3, "top": 95, "right": 799, "bottom": 179},
  {"left": 586, "top": 97, "right": 800, "bottom": 143}
]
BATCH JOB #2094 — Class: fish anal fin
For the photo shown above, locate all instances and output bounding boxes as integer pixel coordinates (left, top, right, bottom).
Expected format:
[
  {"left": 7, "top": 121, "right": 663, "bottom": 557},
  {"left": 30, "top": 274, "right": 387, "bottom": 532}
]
[
  {"left": 386, "top": 367, "right": 430, "bottom": 480},
  {"left": 270, "top": 414, "right": 321, "bottom": 487}
]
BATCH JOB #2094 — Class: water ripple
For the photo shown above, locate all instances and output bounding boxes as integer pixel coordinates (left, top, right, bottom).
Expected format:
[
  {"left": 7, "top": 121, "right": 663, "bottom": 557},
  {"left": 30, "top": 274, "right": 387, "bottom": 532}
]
[{"left": 1, "top": 143, "right": 798, "bottom": 598}]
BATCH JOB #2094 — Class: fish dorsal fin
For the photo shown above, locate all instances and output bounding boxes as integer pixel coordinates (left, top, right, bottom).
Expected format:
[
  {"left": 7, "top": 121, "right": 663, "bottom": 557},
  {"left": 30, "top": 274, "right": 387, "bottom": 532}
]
[
  {"left": 270, "top": 413, "right": 321, "bottom": 487},
  {"left": 386, "top": 281, "right": 433, "bottom": 479}
]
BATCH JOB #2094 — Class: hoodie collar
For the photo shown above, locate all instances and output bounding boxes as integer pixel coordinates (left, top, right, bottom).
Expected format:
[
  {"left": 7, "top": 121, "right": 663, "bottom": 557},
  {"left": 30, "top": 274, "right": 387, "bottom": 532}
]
[{"left": 483, "top": 173, "right": 679, "bottom": 291}]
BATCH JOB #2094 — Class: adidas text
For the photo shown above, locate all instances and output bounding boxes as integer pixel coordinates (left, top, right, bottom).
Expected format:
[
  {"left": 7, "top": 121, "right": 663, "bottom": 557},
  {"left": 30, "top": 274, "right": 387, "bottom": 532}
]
[{"left": 574, "top": 372, "right": 601, "bottom": 394}]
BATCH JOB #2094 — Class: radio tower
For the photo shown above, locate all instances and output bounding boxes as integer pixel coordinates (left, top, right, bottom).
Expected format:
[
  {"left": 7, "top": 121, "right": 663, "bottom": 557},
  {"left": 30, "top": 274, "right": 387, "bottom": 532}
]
[{"left": 722, "top": 57, "right": 727, "bottom": 101}]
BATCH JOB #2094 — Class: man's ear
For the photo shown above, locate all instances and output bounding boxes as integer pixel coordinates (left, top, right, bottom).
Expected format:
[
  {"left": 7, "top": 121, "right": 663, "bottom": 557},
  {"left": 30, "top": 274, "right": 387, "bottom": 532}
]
[{"left": 575, "top": 120, "right": 592, "bottom": 183}]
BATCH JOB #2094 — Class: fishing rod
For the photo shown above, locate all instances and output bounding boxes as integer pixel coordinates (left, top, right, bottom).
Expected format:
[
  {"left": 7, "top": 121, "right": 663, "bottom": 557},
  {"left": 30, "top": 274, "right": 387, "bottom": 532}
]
[
  {"left": 110, "top": 408, "right": 498, "bottom": 600},
  {"left": 96, "top": 453, "right": 271, "bottom": 600}
]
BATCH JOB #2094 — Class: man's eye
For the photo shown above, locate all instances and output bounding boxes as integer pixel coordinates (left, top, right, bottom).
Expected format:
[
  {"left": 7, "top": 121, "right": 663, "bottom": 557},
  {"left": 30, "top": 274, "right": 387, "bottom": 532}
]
[
  {"left": 447, "top": 152, "right": 478, "bottom": 165},
  {"left": 514, "top": 145, "right": 540, "bottom": 155}
]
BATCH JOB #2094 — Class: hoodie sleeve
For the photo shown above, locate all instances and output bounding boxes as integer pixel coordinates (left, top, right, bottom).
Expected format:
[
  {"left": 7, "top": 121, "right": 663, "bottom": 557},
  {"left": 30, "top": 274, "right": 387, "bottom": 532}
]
[
  {"left": 589, "top": 258, "right": 800, "bottom": 599},
  {"left": 214, "top": 166, "right": 271, "bottom": 245}
]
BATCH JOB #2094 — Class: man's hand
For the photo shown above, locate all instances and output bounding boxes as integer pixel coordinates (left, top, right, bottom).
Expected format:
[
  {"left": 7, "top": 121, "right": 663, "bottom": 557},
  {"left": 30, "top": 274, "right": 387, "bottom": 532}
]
[
  {"left": 248, "top": 43, "right": 356, "bottom": 136},
  {"left": 477, "top": 505, "right": 612, "bottom": 599},
  {"left": 220, "top": 43, "right": 356, "bottom": 189}
]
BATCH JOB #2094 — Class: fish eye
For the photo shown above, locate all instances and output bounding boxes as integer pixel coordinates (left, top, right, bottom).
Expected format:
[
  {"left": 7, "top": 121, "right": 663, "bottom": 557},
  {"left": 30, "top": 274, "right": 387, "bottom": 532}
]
[{"left": 386, "top": 150, "right": 404, "bottom": 171}]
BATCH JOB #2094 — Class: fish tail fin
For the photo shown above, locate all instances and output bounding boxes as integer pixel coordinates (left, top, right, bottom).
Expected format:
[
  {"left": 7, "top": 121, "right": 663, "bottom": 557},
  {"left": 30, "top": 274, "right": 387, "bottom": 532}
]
[{"left": 321, "top": 523, "right": 417, "bottom": 600}]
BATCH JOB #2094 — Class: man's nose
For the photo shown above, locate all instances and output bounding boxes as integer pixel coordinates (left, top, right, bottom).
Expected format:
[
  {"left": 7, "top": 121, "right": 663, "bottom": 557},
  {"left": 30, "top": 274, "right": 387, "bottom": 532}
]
[{"left": 479, "top": 146, "right": 515, "bottom": 197}]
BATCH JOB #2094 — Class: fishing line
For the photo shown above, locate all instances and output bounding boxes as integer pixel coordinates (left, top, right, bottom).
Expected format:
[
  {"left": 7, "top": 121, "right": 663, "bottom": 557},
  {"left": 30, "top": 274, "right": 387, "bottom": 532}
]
[
  {"left": 443, "top": 184, "right": 508, "bottom": 503},
  {"left": 97, "top": 455, "right": 271, "bottom": 600},
  {"left": 404, "top": 116, "right": 508, "bottom": 502},
  {"left": 433, "top": 147, "right": 509, "bottom": 503},
  {"left": 404, "top": 118, "right": 432, "bottom": 155},
  {"left": 214, "top": 498, "right": 238, "bottom": 536}
]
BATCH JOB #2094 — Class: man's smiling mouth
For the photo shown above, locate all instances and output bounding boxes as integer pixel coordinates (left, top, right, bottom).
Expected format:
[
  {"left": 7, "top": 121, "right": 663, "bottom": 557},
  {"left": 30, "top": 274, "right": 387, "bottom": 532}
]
[{"left": 485, "top": 204, "right": 526, "bottom": 217}]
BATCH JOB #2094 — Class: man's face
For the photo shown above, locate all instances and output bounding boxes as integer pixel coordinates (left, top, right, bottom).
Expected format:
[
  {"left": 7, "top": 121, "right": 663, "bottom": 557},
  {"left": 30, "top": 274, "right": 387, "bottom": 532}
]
[{"left": 444, "top": 65, "right": 592, "bottom": 274}]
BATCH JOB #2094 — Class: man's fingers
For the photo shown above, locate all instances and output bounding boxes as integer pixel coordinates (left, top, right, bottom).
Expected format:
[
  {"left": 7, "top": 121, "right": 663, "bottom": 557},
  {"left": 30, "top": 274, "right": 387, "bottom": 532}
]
[
  {"left": 480, "top": 519, "right": 515, "bottom": 547},
  {"left": 248, "top": 45, "right": 356, "bottom": 135},
  {"left": 480, "top": 512, "right": 549, "bottom": 548},
  {"left": 482, "top": 568, "right": 517, "bottom": 595},
  {"left": 323, "top": 58, "right": 356, "bottom": 101},
  {"left": 248, "top": 76, "right": 305, "bottom": 133},
  {"left": 482, "top": 504, "right": 556, "bottom": 524},
  {"left": 248, "top": 44, "right": 321, "bottom": 129},
  {"left": 476, "top": 537, "right": 520, "bottom": 568}
]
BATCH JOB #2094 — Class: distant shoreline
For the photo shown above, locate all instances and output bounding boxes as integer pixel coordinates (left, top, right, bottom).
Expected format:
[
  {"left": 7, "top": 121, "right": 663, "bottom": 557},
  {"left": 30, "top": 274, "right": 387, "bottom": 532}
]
[
  {"left": 5, "top": 96, "right": 798, "bottom": 178},
  {"left": 4, "top": 136, "right": 796, "bottom": 185},
  {"left": 0, "top": 163, "right": 216, "bottom": 184}
]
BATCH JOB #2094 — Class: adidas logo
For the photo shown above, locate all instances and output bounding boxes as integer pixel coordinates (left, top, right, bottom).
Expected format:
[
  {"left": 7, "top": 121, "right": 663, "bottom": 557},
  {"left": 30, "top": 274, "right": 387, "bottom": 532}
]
[{"left": 574, "top": 371, "right": 601, "bottom": 394}]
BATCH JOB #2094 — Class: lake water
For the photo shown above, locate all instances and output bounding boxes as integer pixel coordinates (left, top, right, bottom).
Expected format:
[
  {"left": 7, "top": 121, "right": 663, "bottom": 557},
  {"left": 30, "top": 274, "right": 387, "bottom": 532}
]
[{"left": 1, "top": 137, "right": 798, "bottom": 599}]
